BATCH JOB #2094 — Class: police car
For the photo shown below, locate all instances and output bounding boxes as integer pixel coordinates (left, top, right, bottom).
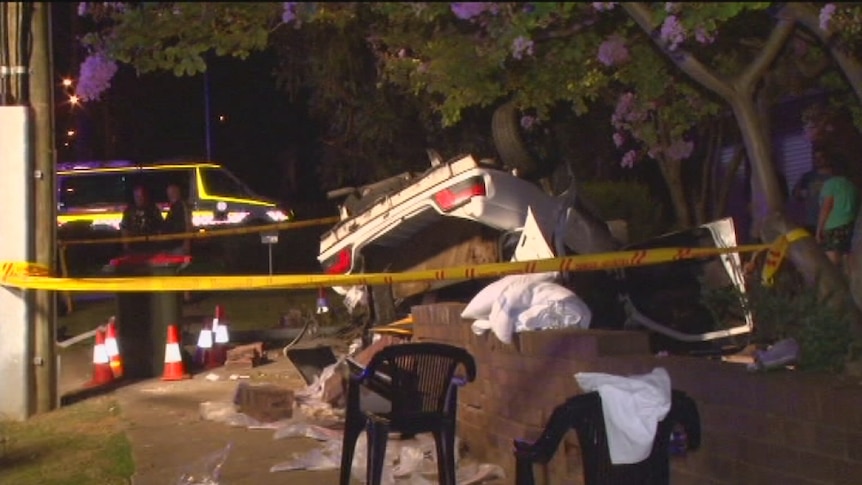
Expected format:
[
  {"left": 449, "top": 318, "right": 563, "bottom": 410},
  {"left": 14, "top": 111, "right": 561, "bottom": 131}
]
[{"left": 57, "top": 159, "right": 293, "bottom": 232}]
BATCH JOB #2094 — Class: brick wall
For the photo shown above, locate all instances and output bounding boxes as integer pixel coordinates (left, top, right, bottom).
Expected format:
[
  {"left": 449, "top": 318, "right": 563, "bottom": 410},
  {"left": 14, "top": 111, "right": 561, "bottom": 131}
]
[{"left": 412, "top": 303, "right": 862, "bottom": 485}]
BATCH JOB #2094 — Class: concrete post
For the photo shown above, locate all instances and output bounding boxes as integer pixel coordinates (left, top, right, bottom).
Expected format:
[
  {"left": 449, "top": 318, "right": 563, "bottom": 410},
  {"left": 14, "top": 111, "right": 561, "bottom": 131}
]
[{"left": 0, "top": 106, "right": 35, "bottom": 420}]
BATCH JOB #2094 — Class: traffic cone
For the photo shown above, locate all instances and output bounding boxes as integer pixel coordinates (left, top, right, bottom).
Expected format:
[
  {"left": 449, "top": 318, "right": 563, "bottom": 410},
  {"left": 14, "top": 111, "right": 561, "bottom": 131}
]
[
  {"left": 87, "top": 328, "right": 114, "bottom": 386},
  {"left": 212, "top": 305, "right": 230, "bottom": 366},
  {"left": 104, "top": 317, "right": 124, "bottom": 379},
  {"left": 195, "top": 319, "right": 214, "bottom": 368},
  {"left": 163, "top": 324, "right": 190, "bottom": 381}
]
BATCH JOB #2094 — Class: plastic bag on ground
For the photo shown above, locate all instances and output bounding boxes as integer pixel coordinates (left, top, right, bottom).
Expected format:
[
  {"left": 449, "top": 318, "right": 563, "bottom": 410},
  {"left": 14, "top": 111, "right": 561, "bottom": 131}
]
[
  {"left": 272, "top": 420, "right": 343, "bottom": 442},
  {"left": 270, "top": 440, "right": 343, "bottom": 473},
  {"left": 199, "top": 401, "right": 268, "bottom": 428},
  {"left": 176, "top": 442, "right": 232, "bottom": 485}
]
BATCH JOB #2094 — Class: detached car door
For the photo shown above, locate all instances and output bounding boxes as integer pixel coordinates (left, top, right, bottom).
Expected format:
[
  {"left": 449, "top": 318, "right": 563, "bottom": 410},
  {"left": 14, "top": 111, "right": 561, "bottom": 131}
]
[{"left": 619, "top": 217, "right": 753, "bottom": 354}]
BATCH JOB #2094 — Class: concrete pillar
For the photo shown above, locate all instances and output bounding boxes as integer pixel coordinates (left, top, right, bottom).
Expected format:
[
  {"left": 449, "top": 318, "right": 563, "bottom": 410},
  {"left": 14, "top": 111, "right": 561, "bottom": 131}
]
[{"left": 0, "top": 106, "right": 35, "bottom": 420}]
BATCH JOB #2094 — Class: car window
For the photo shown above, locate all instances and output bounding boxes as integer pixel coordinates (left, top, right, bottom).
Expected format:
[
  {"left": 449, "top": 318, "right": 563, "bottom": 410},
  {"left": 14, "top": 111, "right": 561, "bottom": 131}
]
[
  {"left": 200, "top": 167, "right": 257, "bottom": 199},
  {"left": 128, "top": 169, "right": 192, "bottom": 204},
  {"left": 59, "top": 173, "right": 127, "bottom": 208},
  {"left": 58, "top": 169, "right": 192, "bottom": 209}
]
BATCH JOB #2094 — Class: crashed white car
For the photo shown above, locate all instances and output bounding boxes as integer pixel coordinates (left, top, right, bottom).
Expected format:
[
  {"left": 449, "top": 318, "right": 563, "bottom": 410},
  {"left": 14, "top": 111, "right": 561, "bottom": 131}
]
[
  {"left": 318, "top": 156, "right": 600, "bottom": 299},
  {"left": 318, "top": 153, "right": 752, "bottom": 351}
]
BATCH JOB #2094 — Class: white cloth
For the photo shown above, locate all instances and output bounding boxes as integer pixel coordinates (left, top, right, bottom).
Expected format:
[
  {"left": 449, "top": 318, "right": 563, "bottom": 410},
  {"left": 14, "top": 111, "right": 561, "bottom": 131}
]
[
  {"left": 465, "top": 276, "right": 591, "bottom": 344},
  {"left": 574, "top": 368, "right": 671, "bottom": 465}
]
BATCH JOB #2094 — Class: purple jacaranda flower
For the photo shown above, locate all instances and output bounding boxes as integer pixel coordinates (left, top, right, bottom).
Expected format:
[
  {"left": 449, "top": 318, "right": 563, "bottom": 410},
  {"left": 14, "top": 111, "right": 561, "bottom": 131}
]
[
  {"left": 597, "top": 35, "right": 630, "bottom": 67},
  {"left": 819, "top": 3, "right": 836, "bottom": 31},
  {"left": 665, "top": 2, "right": 680, "bottom": 13},
  {"left": 76, "top": 52, "right": 118, "bottom": 102},
  {"left": 512, "top": 36, "right": 535, "bottom": 60},
  {"left": 78, "top": 2, "right": 89, "bottom": 16},
  {"left": 282, "top": 2, "right": 297, "bottom": 24},
  {"left": 612, "top": 92, "right": 646, "bottom": 126},
  {"left": 520, "top": 115, "right": 537, "bottom": 130},
  {"left": 451, "top": 2, "right": 496, "bottom": 20},
  {"left": 660, "top": 15, "right": 686, "bottom": 51},
  {"left": 613, "top": 132, "right": 625, "bottom": 147}
]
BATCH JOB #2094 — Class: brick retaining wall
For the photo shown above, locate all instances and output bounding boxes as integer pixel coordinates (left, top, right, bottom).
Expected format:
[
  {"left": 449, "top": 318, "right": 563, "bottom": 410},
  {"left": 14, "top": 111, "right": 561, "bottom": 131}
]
[{"left": 412, "top": 303, "right": 862, "bottom": 485}]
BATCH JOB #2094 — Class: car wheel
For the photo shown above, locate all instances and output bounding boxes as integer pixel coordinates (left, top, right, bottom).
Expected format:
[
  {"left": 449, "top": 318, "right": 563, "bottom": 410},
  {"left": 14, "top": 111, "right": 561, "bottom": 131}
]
[{"left": 492, "top": 100, "right": 540, "bottom": 177}]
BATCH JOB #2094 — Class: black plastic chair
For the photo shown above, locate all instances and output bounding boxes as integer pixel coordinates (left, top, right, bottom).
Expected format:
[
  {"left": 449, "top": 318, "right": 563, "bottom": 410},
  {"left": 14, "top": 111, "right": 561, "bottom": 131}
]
[
  {"left": 513, "top": 389, "right": 701, "bottom": 485},
  {"left": 339, "top": 342, "right": 477, "bottom": 485}
]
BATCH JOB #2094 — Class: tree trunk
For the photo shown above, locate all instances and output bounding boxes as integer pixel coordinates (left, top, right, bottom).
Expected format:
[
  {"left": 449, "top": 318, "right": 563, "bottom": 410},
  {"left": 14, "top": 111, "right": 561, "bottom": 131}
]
[
  {"left": 761, "top": 213, "right": 861, "bottom": 339},
  {"left": 657, "top": 157, "right": 692, "bottom": 229},
  {"left": 696, "top": 121, "right": 722, "bottom": 224},
  {"left": 716, "top": 145, "right": 745, "bottom": 216},
  {"left": 729, "top": 97, "right": 785, "bottom": 213}
]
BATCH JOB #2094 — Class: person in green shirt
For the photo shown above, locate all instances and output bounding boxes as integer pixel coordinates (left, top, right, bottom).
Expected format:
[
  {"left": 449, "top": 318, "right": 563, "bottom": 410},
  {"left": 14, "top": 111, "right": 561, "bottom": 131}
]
[{"left": 816, "top": 160, "right": 860, "bottom": 269}]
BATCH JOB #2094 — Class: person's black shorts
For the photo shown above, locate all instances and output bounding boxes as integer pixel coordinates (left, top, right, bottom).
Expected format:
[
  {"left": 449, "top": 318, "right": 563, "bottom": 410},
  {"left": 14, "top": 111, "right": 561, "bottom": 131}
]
[{"left": 822, "top": 223, "right": 854, "bottom": 253}]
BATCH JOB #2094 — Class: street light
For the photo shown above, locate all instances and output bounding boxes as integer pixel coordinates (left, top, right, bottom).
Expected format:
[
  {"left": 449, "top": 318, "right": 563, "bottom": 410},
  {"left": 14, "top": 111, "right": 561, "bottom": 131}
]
[
  {"left": 61, "top": 78, "right": 73, "bottom": 88},
  {"left": 68, "top": 94, "right": 80, "bottom": 106}
]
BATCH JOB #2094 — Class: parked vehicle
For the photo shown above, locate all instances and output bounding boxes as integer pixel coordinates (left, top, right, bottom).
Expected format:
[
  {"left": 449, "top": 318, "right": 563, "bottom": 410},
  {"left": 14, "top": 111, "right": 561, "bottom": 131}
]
[
  {"left": 57, "top": 159, "right": 293, "bottom": 232},
  {"left": 318, "top": 152, "right": 752, "bottom": 354}
]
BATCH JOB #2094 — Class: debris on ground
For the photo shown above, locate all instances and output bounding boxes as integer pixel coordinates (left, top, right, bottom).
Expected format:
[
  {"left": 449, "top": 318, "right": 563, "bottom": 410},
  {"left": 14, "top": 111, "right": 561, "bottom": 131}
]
[
  {"left": 270, "top": 428, "right": 505, "bottom": 484},
  {"left": 176, "top": 442, "right": 232, "bottom": 485},
  {"left": 233, "top": 382, "right": 295, "bottom": 423},
  {"left": 224, "top": 342, "right": 266, "bottom": 370}
]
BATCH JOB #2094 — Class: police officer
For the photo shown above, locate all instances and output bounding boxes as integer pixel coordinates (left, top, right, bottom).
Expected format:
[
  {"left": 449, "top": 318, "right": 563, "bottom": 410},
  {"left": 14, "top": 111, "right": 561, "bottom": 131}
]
[{"left": 120, "top": 185, "right": 163, "bottom": 253}]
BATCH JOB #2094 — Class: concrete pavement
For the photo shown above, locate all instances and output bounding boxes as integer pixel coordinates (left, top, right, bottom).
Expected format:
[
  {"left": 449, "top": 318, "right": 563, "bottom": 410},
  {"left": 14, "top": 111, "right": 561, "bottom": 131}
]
[
  {"left": 116, "top": 359, "right": 348, "bottom": 485},
  {"left": 60, "top": 346, "right": 352, "bottom": 484},
  {"left": 59, "top": 342, "right": 506, "bottom": 485}
]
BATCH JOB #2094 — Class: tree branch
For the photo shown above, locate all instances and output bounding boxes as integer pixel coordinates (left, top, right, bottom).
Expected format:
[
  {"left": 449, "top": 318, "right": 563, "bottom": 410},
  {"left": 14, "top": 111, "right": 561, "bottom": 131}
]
[
  {"left": 788, "top": 2, "right": 862, "bottom": 104},
  {"left": 620, "top": 2, "right": 735, "bottom": 100},
  {"left": 734, "top": 10, "right": 796, "bottom": 95}
]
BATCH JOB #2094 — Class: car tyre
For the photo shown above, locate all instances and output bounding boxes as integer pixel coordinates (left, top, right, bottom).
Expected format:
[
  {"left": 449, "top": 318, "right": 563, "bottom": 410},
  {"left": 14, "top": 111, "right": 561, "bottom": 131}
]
[{"left": 492, "top": 100, "right": 540, "bottom": 177}]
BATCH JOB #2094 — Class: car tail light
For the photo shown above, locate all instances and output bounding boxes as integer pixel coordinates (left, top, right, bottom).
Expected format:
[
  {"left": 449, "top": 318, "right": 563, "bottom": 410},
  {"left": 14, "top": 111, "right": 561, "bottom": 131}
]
[
  {"left": 323, "top": 246, "right": 353, "bottom": 274},
  {"left": 432, "top": 176, "right": 486, "bottom": 212}
]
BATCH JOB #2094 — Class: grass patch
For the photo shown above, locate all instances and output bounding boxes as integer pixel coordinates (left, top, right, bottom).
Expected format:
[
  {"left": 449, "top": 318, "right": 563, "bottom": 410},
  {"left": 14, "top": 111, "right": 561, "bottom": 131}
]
[{"left": 0, "top": 397, "right": 133, "bottom": 485}]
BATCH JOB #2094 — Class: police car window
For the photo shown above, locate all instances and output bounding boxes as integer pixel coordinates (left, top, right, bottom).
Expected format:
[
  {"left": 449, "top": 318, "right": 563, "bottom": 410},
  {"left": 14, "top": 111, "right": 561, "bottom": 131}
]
[
  {"left": 129, "top": 170, "right": 191, "bottom": 204},
  {"left": 59, "top": 174, "right": 126, "bottom": 208},
  {"left": 200, "top": 168, "right": 256, "bottom": 199}
]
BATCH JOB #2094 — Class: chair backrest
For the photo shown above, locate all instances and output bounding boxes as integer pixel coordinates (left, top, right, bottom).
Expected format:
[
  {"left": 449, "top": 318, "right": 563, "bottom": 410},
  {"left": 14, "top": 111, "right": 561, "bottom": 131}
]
[
  {"left": 572, "top": 390, "right": 700, "bottom": 485},
  {"left": 364, "top": 342, "right": 477, "bottom": 418}
]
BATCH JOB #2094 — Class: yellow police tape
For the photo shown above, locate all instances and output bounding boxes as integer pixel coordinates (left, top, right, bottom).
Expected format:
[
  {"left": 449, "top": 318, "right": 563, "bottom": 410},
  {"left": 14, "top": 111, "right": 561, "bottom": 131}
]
[
  {"left": 0, "top": 229, "right": 810, "bottom": 293},
  {"left": 58, "top": 216, "right": 342, "bottom": 247}
]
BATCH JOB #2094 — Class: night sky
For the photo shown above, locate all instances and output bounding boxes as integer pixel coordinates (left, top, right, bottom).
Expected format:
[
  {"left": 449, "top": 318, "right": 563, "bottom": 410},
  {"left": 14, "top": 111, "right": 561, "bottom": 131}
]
[{"left": 51, "top": 3, "right": 314, "bottom": 203}]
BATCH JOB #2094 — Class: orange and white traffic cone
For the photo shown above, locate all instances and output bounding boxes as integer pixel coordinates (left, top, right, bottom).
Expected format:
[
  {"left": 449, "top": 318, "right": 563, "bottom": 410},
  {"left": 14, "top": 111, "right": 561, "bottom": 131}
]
[
  {"left": 211, "top": 305, "right": 230, "bottom": 367},
  {"left": 87, "top": 328, "right": 114, "bottom": 387},
  {"left": 104, "top": 317, "right": 124, "bottom": 379},
  {"left": 163, "top": 324, "right": 190, "bottom": 381}
]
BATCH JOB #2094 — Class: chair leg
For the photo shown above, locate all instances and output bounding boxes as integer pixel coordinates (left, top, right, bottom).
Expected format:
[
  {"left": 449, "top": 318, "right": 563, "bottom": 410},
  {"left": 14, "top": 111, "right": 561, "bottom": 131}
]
[
  {"left": 366, "top": 420, "right": 390, "bottom": 485},
  {"left": 339, "top": 414, "right": 365, "bottom": 485},
  {"left": 433, "top": 425, "right": 457, "bottom": 485},
  {"left": 514, "top": 455, "right": 536, "bottom": 485}
]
